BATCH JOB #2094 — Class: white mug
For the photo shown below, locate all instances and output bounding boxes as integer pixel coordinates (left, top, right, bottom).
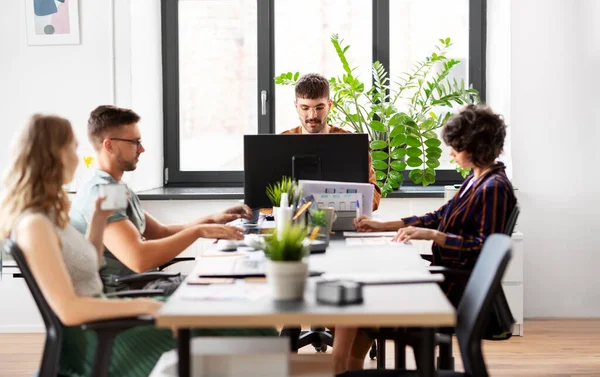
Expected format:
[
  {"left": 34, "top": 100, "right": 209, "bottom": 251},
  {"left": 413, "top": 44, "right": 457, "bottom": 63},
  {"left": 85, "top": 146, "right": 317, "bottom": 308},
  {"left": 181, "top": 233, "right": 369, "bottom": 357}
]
[{"left": 99, "top": 184, "right": 128, "bottom": 210}]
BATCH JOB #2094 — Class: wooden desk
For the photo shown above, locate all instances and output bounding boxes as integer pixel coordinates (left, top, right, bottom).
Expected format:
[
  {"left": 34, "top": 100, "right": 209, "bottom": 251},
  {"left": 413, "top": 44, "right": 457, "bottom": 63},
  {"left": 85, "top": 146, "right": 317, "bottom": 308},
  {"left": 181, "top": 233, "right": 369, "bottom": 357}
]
[{"left": 156, "top": 240, "right": 455, "bottom": 377}]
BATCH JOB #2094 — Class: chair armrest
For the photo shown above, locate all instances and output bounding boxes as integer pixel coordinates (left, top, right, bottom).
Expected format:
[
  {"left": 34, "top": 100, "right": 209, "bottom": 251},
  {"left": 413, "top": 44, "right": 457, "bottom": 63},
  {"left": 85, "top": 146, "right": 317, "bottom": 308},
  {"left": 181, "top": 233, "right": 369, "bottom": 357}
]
[
  {"left": 114, "top": 271, "right": 180, "bottom": 285},
  {"left": 81, "top": 315, "right": 155, "bottom": 332},
  {"left": 105, "top": 289, "right": 164, "bottom": 298},
  {"left": 159, "top": 257, "right": 196, "bottom": 271}
]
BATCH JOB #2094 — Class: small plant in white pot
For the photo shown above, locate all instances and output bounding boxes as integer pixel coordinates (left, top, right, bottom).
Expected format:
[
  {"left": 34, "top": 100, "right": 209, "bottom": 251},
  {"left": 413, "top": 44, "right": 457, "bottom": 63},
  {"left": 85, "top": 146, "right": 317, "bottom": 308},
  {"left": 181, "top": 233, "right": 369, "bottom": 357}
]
[
  {"left": 264, "top": 224, "right": 309, "bottom": 301},
  {"left": 308, "top": 209, "right": 329, "bottom": 241}
]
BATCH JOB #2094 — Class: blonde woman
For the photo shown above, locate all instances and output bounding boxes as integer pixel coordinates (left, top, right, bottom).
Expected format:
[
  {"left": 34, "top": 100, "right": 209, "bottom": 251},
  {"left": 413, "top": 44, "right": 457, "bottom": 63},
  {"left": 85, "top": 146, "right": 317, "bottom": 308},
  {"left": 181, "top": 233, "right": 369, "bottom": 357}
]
[{"left": 0, "top": 114, "right": 275, "bottom": 377}]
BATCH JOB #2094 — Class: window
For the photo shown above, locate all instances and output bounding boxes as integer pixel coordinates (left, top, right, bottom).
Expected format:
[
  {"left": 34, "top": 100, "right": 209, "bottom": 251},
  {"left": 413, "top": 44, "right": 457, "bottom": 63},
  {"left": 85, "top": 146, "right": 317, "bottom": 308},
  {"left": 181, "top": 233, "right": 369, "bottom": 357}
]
[
  {"left": 178, "top": 0, "right": 257, "bottom": 172},
  {"left": 274, "top": 0, "right": 372, "bottom": 134},
  {"left": 389, "top": 0, "right": 470, "bottom": 170},
  {"left": 162, "top": 0, "right": 486, "bottom": 186}
]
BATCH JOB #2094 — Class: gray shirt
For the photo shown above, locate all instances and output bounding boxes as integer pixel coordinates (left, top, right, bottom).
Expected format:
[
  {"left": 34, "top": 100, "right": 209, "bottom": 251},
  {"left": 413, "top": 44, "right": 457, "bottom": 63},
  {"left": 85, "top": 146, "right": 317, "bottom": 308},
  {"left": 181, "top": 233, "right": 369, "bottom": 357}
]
[
  {"left": 13, "top": 211, "right": 103, "bottom": 297},
  {"left": 69, "top": 169, "right": 146, "bottom": 291}
]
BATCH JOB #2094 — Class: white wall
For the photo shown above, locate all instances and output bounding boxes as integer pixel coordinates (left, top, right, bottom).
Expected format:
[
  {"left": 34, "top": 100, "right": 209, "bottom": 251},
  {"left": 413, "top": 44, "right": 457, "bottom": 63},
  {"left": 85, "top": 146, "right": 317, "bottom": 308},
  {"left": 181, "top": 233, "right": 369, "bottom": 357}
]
[
  {"left": 0, "top": 0, "right": 162, "bottom": 191},
  {"left": 486, "top": 0, "right": 512, "bottom": 178},
  {"left": 510, "top": 0, "right": 600, "bottom": 317}
]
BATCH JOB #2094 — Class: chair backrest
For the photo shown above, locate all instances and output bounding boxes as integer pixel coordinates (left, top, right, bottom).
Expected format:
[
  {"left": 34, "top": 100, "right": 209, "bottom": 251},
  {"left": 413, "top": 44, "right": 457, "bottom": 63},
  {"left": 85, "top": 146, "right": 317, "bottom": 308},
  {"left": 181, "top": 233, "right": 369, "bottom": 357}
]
[
  {"left": 455, "top": 234, "right": 512, "bottom": 377},
  {"left": 481, "top": 204, "right": 520, "bottom": 339},
  {"left": 504, "top": 204, "right": 520, "bottom": 235},
  {"left": 4, "top": 239, "right": 63, "bottom": 376}
]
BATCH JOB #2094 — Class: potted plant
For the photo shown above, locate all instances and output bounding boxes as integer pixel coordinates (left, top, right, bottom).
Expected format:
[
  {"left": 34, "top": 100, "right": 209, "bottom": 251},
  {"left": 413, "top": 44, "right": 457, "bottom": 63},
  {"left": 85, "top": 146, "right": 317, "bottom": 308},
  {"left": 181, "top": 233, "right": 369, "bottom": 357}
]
[
  {"left": 308, "top": 209, "right": 328, "bottom": 241},
  {"left": 275, "top": 34, "right": 479, "bottom": 196},
  {"left": 264, "top": 224, "right": 309, "bottom": 301},
  {"left": 266, "top": 176, "right": 295, "bottom": 207},
  {"left": 266, "top": 175, "right": 302, "bottom": 209}
]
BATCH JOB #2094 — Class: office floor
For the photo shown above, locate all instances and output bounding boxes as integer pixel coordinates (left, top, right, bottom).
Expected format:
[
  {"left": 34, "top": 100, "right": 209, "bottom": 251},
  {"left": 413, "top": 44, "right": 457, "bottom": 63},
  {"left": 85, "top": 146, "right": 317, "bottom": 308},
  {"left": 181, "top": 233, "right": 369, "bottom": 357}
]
[{"left": 0, "top": 320, "right": 598, "bottom": 377}]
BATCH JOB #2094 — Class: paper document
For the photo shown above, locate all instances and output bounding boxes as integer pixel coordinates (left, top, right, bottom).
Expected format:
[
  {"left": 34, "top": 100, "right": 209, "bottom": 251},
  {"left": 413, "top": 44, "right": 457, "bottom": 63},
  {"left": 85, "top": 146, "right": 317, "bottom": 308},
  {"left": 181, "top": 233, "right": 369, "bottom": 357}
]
[
  {"left": 345, "top": 237, "right": 395, "bottom": 246},
  {"left": 181, "top": 284, "right": 269, "bottom": 301},
  {"left": 320, "top": 272, "right": 444, "bottom": 285},
  {"left": 343, "top": 231, "right": 398, "bottom": 237}
]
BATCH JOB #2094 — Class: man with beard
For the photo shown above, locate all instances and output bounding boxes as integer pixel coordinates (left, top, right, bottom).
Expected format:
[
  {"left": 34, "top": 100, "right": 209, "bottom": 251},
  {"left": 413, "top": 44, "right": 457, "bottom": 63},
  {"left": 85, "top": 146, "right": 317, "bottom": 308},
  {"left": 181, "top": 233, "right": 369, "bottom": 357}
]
[
  {"left": 282, "top": 73, "right": 381, "bottom": 210},
  {"left": 70, "top": 105, "right": 249, "bottom": 295}
]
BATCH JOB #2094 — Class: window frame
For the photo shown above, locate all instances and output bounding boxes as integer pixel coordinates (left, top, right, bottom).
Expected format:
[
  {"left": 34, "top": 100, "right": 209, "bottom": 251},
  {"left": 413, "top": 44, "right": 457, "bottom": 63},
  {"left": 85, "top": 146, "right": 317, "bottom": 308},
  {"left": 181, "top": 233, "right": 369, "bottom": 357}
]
[{"left": 161, "top": 0, "right": 487, "bottom": 187}]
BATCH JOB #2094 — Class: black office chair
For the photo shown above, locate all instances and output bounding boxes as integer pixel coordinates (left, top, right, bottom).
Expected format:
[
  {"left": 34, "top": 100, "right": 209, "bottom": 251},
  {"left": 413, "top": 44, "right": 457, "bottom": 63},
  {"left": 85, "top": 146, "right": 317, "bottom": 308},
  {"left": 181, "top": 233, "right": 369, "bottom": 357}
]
[
  {"left": 4, "top": 239, "right": 157, "bottom": 377},
  {"left": 422, "top": 204, "right": 521, "bottom": 369},
  {"left": 370, "top": 205, "right": 520, "bottom": 365},
  {"left": 341, "top": 233, "right": 513, "bottom": 377},
  {"left": 111, "top": 256, "right": 196, "bottom": 293},
  {"left": 280, "top": 326, "right": 333, "bottom": 353}
]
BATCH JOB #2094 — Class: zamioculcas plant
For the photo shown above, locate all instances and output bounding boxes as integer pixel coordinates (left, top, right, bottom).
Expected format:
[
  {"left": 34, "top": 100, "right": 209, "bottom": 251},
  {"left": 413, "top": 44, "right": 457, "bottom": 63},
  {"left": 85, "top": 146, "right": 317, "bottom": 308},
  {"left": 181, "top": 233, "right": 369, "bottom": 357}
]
[{"left": 275, "top": 34, "right": 479, "bottom": 196}]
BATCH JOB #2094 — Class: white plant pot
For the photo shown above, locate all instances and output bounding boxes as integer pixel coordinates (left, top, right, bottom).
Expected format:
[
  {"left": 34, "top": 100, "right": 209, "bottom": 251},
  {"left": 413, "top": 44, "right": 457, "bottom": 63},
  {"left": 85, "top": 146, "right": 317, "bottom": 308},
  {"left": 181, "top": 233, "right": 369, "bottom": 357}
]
[{"left": 266, "top": 260, "right": 308, "bottom": 301}]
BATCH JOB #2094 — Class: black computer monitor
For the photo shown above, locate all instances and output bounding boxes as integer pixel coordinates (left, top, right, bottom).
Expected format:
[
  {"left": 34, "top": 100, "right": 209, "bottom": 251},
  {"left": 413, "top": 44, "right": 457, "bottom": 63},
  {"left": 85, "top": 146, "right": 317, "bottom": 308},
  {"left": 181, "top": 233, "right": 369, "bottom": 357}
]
[{"left": 243, "top": 133, "right": 370, "bottom": 210}]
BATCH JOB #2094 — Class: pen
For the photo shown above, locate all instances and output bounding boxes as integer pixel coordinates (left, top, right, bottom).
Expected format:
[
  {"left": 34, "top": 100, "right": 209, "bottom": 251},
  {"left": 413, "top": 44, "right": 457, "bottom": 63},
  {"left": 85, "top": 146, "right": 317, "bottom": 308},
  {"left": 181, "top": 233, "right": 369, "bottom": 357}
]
[{"left": 356, "top": 200, "right": 361, "bottom": 220}]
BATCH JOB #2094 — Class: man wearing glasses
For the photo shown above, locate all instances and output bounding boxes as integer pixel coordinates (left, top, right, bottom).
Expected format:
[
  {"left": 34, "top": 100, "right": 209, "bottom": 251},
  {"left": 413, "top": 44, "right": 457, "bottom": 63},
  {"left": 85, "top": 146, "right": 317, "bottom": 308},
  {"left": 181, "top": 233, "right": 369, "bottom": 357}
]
[
  {"left": 70, "top": 105, "right": 249, "bottom": 295},
  {"left": 282, "top": 73, "right": 381, "bottom": 210}
]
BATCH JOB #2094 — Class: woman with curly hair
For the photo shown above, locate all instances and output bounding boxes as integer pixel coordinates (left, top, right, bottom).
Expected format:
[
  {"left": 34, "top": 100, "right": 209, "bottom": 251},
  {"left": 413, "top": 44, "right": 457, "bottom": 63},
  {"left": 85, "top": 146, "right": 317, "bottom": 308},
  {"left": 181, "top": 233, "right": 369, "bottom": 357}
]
[
  {"left": 0, "top": 114, "right": 275, "bottom": 377},
  {"left": 331, "top": 104, "right": 517, "bottom": 374}
]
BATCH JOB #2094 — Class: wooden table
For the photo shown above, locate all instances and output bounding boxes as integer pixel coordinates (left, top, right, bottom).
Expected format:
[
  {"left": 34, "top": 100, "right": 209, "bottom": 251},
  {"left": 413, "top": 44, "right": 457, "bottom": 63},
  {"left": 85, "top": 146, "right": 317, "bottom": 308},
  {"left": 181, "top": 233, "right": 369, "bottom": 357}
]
[{"left": 156, "top": 239, "right": 455, "bottom": 377}]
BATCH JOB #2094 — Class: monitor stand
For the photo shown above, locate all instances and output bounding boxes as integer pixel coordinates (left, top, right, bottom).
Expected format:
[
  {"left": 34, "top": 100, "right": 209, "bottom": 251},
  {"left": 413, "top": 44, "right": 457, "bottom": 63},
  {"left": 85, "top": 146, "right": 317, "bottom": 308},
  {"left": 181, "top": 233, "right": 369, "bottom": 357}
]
[{"left": 292, "top": 154, "right": 322, "bottom": 181}]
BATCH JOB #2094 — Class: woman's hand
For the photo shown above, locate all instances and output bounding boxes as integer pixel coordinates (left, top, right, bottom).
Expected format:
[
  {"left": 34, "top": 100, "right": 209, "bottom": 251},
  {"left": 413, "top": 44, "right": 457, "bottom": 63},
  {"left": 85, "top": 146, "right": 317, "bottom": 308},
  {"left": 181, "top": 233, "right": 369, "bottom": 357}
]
[
  {"left": 197, "top": 224, "right": 245, "bottom": 240},
  {"left": 353, "top": 215, "right": 386, "bottom": 232},
  {"left": 392, "top": 226, "right": 437, "bottom": 243}
]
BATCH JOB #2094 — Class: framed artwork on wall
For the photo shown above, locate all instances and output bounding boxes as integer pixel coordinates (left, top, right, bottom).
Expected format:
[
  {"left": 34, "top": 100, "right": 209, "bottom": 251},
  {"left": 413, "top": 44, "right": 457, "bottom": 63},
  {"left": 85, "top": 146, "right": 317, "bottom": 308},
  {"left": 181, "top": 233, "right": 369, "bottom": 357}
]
[{"left": 25, "top": 0, "right": 80, "bottom": 45}]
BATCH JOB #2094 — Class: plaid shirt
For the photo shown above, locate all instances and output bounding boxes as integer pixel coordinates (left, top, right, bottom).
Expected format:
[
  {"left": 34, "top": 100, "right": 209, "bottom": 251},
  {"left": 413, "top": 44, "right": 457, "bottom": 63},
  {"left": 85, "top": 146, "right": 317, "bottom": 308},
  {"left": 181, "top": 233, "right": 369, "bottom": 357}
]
[
  {"left": 282, "top": 125, "right": 382, "bottom": 211},
  {"left": 402, "top": 162, "right": 517, "bottom": 270}
]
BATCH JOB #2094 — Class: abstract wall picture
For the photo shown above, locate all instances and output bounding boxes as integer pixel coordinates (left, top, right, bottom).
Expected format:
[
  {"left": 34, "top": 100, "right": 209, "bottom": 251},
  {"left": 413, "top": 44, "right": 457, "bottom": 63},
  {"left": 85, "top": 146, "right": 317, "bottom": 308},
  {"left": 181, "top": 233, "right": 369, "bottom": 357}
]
[{"left": 25, "top": 0, "right": 80, "bottom": 45}]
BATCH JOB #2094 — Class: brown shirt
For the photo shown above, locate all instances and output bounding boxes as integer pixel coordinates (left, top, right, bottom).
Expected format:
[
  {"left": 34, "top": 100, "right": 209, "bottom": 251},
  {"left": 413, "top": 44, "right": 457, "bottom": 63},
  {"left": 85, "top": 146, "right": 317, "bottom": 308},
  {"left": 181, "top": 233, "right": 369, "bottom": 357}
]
[{"left": 282, "top": 125, "right": 382, "bottom": 211}]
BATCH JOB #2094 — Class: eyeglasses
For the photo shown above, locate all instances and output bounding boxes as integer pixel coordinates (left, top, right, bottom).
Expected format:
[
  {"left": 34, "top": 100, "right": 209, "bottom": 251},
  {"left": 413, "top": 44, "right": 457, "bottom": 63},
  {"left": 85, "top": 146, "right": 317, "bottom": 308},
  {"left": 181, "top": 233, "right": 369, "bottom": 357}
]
[
  {"left": 109, "top": 138, "right": 143, "bottom": 148},
  {"left": 298, "top": 106, "right": 327, "bottom": 115}
]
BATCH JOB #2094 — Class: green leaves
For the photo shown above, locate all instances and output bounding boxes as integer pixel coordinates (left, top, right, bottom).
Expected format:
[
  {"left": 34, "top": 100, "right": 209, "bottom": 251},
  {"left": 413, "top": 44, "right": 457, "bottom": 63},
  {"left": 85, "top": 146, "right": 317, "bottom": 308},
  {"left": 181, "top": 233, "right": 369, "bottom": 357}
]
[
  {"left": 406, "top": 147, "right": 423, "bottom": 157},
  {"left": 390, "top": 148, "right": 406, "bottom": 159},
  {"left": 406, "top": 157, "right": 423, "bottom": 167},
  {"left": 423, "top": 130, "right": 438, "bottom": 139},
  {"left": 390, "top": 134, "right": 406, "bottom": 147},
  {"left": 371, "top": 151, "right": 388, "bottom": 161},
  {"left": 406, "top": 136, "right": 421, "bottom": 148},
  {"left": 274, "top": 71, "right": 300, "bottom": 85},
  {"left": 264, "top": 224, "right": 308, "bottom": 262},
  {"left": 372, "top": 160, "right": 388, "bottom": 170},
  {"left": 409, "top": 169, "right": 423, "bottom": 184},
  {"left": 423, "top": 168, "right": 436, "bottom": 185},
  {"left": 273, "top": 33, "right": 480, "bottom": 192},
  {"left": 424, "top": 138, "right": 442, "bottom": 148},
  {"left": 390, "top": 161, "right": 407, "bottom": 171},
  {"left": 370, "top": 140, "right": 388, "bottom": 150},
  {"left": 389, "top": 171, "right": 403, "bottom": 182},
  {"left": 369, "top": 120, "right": 386, "bottom": 132}
]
